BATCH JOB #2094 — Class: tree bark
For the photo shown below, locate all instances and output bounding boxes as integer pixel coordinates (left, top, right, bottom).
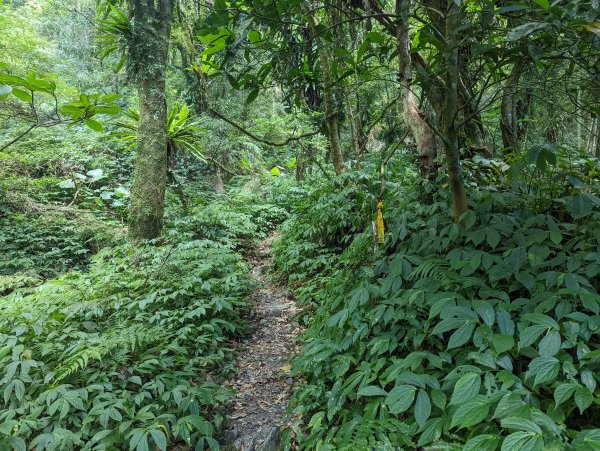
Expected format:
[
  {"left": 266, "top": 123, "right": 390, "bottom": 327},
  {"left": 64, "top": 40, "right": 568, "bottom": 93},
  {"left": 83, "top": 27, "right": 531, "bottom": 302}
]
[
  {"left": 441, "top": 0, "right": 468, "bottom": 220},
  {"left": 396, "top": 0, "right": 439, "bottom": 181},
  {"left": 127, "top": 0, "right": 174, "bottom": 240},
  {"left": 307, "top": 7, "right": 346, "bottom": 175},
  {"left": 501, "top": 61, "right": 529, "bottom": 153}
]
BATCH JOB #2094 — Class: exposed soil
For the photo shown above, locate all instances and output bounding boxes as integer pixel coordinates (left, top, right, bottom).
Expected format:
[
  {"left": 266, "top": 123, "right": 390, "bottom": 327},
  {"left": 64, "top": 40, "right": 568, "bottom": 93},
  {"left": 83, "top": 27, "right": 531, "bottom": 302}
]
[{"left": 224, "top": 235, "right": 302, "bottom": 450}]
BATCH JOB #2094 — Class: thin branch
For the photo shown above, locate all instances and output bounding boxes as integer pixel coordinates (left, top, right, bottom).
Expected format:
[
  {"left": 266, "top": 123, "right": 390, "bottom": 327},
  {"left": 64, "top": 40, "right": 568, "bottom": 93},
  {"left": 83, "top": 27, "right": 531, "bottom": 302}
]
[
  {"left": 0, "top": 124, "right": 37, "bottom": 152},
  {"left": 208, "top": 107, "right": 321, "bottom": 147},
  {"left": 301, "top": 142, "right": 333, "bottom": 181},
  {"left": 205, "top": 155, "right": 238, "bottom": 176}
]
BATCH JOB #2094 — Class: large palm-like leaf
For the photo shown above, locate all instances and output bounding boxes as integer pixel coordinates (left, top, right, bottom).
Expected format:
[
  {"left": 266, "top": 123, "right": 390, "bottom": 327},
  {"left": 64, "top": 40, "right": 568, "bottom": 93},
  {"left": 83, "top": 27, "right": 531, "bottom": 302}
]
[
  {"left": 95, "top": 1, "right": 132, "bottom": 73},
  {"left": 115, "top": 102, "right": 205, "bottom": 160}
]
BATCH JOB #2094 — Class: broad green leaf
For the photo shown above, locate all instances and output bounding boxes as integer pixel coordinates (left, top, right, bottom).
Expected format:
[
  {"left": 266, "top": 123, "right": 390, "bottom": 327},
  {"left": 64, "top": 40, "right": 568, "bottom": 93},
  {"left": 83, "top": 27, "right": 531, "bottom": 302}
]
[
  {"left": 574, "top": 386, "right": 593, "bottom": 413},
  {"left": 581, "top": 369, "right": 596, "bottom": 393},
  {"left": 149, "top": 429, "right": 167, "bottom": 451},
  {"left": 501, "top": 431, "right": 544, "bottom": 451},
  {"left": 357, "top": 386, "right": 387, "bottom": 397},
  {"left": 58, "top": 179, "right": 76, "bottom": 189},
  {"left": 573, "top": 429, "right": 600, "bottom": 450},
  {"left": 84, "top": 118, "right": 104, "bottom": 132},
  {"left": 450, "top": 372, "right": 481, "bottom": 405},
  {"left": 493, "top": 394, "right": 528, "bottom": 420},
  {"left": 486, "top": 228, "right": 501, "bottom": 248},
  {"left": 416, "top": 418, "right": 443, "bottom": 446},
  {"left": 518, "top": 325, "right": 547, "bottom": 349},
  {"left": 501, "top": 417, "right": 542, "bottom": 434},
  {"left": 464, "top": 434, "right": 500, "bottom": 451},
  {"left": 365, "top": 31, "right": 384, "bottom": 44},
  {"left": 522, "top": 313, "right": 559, "bottom": 329},
  {"left": 385, "top": 385, "right": 416, "bottom": 414},
  {"left": 528, "top": 357, "right": 559, "bottom": 386},
  {"left": 432, "top": 317, "right": 466, "bottom": 334},
  {"left": 473, "top": 300, "right": 495, "bottom": 326},
  {"left": 538, "top": 330, "right": 561, "bottom": 357},
  {"left": 506, "top": 23, "right": 548, "bottom": 41},
  {"left": 493, "top": 334, "right": 515, "bottom": 354},
  {"left": 554, "top": 383, "right": 575, "bottom": 407},
  {"left": 414, "top": 390, "right": 431, "bottom": 427},
  {"left": 447, "top": 321, "right": 475, "bottom": 349},
  {"left": 451, "top": 396, "right": 490, "bottom": 429},
  {"left": 431, "top": 389, "right": 446, "bottom": 410},
  {"left": 12, "top": 88, "right": 32, "bottom": 102},
  {"left": 247, "top": 30, "right": 261, "bottom": 43}
]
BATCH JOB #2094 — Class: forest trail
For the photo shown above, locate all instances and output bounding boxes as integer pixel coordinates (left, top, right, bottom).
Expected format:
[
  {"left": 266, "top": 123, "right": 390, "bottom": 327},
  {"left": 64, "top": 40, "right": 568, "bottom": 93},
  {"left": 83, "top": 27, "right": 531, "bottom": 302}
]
[{"left": 225, "top": 234, "right": 302, "bottom": 450}]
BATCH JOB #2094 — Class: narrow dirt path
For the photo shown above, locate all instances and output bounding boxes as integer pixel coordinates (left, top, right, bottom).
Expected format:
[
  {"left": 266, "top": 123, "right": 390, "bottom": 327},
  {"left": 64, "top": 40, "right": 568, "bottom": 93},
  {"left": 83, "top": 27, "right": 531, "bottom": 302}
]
[{"left": 225, "top": 234, "right": 302, "bottom": 450}]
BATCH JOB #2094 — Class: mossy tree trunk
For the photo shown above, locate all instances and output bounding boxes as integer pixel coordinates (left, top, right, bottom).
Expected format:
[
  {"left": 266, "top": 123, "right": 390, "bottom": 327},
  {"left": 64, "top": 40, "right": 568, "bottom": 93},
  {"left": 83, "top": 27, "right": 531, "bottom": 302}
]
[
  {"left": 441, "top": 0, "right": 468, "bottom": 220},
  {"left": 307, "top": 7, "right": 346, "bottom": 175},
  {"left": 127, "top": 0, "right": 174, "bottom": 240}
]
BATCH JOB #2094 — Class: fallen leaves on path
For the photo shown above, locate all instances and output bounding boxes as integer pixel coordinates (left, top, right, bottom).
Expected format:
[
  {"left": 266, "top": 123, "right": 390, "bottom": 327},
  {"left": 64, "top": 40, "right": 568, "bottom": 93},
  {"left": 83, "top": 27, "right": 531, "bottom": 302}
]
[{"left": 225, "top": 235, "right": 303, "bottom": 450}]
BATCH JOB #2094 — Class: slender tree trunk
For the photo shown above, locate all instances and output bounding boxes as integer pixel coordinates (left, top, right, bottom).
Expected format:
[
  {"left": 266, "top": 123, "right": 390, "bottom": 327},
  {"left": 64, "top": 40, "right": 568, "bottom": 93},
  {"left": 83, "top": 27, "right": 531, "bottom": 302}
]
[
  {"left": 595, "top": 120, "right": 600, "bottom": 158},
  {"left": 347, "top": 86, "right": 363, "bottom": 166},
  {"left": 214, "top": 167, "right": 225, "bottom": 194},
  {"left": 307, "top": 8, "right": 346, "bottom": 175},
  {"left": 396, "top": 0, "right": 439, "bottom": 181},
  {"left": 442, "top": 0, "right": 468, "bottom": 220},
  {"left": 128, "top": 0, "right": 174, "bottom": 240},
  {"left": 501, "top": 61, "right": 530, "bottom": 153}
]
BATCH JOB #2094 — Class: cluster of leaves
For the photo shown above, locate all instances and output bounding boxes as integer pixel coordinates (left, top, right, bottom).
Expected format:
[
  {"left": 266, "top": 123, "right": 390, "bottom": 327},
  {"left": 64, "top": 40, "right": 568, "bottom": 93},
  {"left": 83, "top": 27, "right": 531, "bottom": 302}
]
[
  {"left": 275, "top": 157, "right": 600, "bottom": 449},
  {"left": 171, "top": 180, "right": 288, "bottom": 252},
  {"left": 270, "top": 162, "right": 408, "bottom": 295},
  {"left": 0, "top": 212, "right": 116, "bottom": 283},
  {"left": 114, "top": 103, "right": 205, "bottom": 160},
  {"left": 0, "top": 238, "right": 254, "bottom": 450}
]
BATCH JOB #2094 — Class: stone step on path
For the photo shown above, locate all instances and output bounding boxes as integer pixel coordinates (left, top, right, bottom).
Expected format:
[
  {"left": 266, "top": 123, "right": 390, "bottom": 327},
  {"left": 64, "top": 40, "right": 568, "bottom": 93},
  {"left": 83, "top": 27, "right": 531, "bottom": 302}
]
[{"left": 224, "top": 235, "right": 302, "bottom": 450}]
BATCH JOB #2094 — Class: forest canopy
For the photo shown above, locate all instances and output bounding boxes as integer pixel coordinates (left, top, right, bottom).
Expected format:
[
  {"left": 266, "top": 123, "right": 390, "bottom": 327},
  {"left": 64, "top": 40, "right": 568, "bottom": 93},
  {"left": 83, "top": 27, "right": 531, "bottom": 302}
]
[{"left": 0, "top": 0, "right": 599, "bottom": 450}]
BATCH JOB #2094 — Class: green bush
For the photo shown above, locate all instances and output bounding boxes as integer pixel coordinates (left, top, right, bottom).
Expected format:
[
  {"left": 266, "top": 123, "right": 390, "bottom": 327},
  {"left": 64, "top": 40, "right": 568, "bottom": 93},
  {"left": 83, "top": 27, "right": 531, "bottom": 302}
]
[
  {"left": 271, "top": 171, "right": 380, "bottom": 288},
  {"left": 277, "top": 163, "right": 600, "bottom": 449},
  {"left": 0, "top": 239, "right": 254, "bottom": 450},
  {"left": 172, "top": 181, "right": 288, "bottom": 252},
  {"left": 0, "top": 212, "right": 117, "bottom": 280}
]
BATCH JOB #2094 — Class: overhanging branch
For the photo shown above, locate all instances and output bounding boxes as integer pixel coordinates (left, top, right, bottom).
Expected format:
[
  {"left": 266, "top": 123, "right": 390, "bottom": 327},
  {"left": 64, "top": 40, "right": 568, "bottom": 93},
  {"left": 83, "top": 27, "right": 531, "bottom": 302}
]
[{"left": 209, "top": 108, "right": 321, "bottom": 147}]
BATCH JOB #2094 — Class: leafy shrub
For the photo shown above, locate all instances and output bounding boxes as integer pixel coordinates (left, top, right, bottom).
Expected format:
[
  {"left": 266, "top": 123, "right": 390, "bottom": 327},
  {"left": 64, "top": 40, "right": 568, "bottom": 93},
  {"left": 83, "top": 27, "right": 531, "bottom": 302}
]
[
  {"left": 172, "top": 181, "right": 288, "bottom": 252},
  {"left": 271, "top": 170, "right": 385, "bottom": 291},
  {"left": 0, "top": 212, "right": 117, "bottom": 280},
  {"left": 0, "top": 239, "right": 254, "bottom": 450},
  {"left": 278, "top": 167, "right": 600, "bottom": 449}
]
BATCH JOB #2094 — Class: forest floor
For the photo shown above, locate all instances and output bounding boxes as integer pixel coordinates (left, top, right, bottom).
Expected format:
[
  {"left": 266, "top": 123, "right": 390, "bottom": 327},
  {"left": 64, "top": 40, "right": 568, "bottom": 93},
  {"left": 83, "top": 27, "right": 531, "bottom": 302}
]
[{"left": 224, "top": 234, "right": 303, "bottom": 450}]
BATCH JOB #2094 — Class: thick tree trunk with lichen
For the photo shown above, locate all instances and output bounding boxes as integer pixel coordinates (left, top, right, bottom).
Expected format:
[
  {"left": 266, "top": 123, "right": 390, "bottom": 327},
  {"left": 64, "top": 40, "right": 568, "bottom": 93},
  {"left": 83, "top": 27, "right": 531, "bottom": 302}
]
[
  {"left": 396, "top": 0, "right": 439, "bottom": 181},
  {"left": 127, "top": 0, "right": 174, "bottom": 240},
  {"left": 307, "top": 8, "right": 346, "bottom": 175}
]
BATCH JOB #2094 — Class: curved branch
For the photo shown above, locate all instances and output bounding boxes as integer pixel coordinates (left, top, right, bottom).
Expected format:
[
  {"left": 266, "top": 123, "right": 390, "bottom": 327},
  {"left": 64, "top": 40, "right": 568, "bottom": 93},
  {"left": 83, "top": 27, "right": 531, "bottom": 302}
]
[{"left": 208, "top": 108, "right": 321, "bottom": 147}]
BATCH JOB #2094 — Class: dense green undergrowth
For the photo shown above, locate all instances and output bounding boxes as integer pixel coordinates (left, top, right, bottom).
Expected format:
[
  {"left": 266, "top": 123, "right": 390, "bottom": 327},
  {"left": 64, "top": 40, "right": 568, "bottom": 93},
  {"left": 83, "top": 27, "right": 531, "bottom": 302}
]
[
  {"left": 273, "top": 153, "right": 600, "bottom": 450},
  {"left": 0, "top": 174, "right": 288, "bottom": 450}
]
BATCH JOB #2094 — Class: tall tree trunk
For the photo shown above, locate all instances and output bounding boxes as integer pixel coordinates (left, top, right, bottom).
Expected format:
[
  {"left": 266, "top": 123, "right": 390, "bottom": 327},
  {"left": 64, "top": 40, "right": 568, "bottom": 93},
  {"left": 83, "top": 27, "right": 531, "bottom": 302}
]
[
  {"left": 347, "top": 85, "right": 364, "bottom": 166},
  {"left": 501, "top": 61, "right": 530, "bottom": 153},
  {"left": 307, "top": 8, "right": 346, "bottom": 175},
  {"left": 441, "top": 0, "right": 468, "bottom": 220},
  {"left": 396, "top": 0, "right": 439, "bottom": 181},
  {"left": 595, "top": 120, "right": 600, "bottom": 158},
  {"left": 128, "top": 0, "right": 174, "bottom": 240},
  {"left": 214, "top": 167, "right": 225, "bottom": 194}
]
